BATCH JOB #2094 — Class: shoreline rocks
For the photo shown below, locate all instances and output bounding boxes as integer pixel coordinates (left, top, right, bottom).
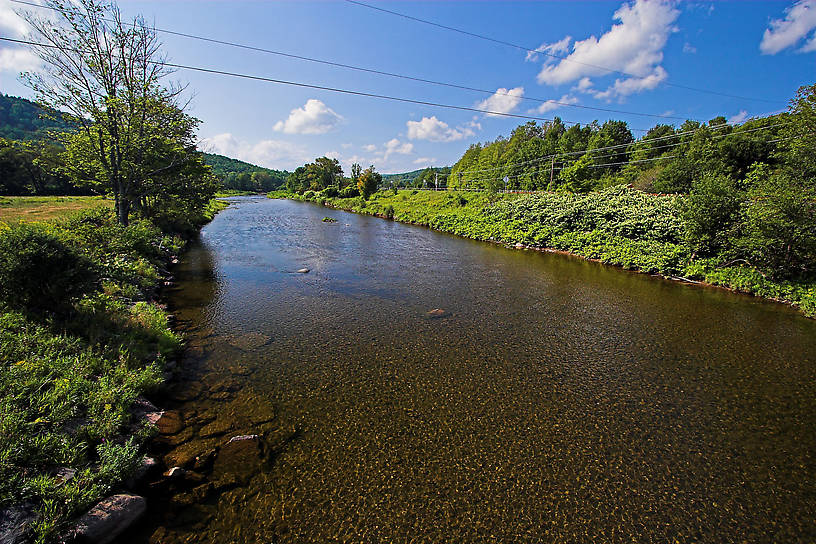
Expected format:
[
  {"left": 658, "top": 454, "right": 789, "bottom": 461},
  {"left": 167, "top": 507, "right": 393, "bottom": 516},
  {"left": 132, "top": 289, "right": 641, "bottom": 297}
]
[{"left": 73, "top": 494, "right": 146, "bottom": 544}]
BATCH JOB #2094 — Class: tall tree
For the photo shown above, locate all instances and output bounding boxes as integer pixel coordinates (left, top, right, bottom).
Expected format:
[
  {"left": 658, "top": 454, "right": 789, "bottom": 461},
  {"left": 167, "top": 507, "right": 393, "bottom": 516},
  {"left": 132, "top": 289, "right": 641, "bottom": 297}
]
[{"left": 21, "top": 0, "right": 191, "bottom": 225}]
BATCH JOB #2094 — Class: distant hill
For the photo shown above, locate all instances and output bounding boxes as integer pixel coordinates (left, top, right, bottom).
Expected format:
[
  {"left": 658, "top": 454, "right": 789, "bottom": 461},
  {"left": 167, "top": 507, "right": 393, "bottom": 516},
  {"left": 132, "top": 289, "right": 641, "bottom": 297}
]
[
  {"left": 203, "top": 153, "right": 289, "bottom": 192},
  {"left": 0, "top": 94, "right": 287, "bottom": 191},
  {"left": 383, "top": 166, "right": 451, "bottom": 188},
  {"left": 0, "top": 93, "right": 76, "bottom": 140}
]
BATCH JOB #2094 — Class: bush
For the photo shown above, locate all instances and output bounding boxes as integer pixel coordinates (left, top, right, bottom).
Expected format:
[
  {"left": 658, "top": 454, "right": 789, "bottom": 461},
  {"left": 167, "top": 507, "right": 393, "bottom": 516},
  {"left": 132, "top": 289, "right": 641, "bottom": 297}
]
[
  {"left": 340, "top": 186, "right": 359, "bottom": 198},
  {"left": 384, "top": 204, "right": 395, "bottom": 219},
  {"left": 680, "top": 173, "right": 742, "bottom": 256},
  {"left": 0, "top": 224, "right": 97, "bottom": 315},
  {"left": 321, "top": 186, "right": 339, "bottom": 198}
]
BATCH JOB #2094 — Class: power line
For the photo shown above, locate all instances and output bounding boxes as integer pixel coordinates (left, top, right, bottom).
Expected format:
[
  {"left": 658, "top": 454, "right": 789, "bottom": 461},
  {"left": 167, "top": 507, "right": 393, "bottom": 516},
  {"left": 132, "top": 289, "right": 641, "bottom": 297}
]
[
  {"left": 0, "top": 36, "right": 633, "bottom": 126},
  {"left": 8, "top": 0, "right": 692, "bottom": 123},
  {"left": 346, "top": 0, "right": 785, "bottom": 105}
]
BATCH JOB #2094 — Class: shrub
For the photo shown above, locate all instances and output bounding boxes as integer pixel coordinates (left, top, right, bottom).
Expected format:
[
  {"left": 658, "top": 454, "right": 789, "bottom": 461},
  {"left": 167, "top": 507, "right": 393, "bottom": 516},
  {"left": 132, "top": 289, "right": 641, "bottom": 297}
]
[
  {"left": 384, "top": 204, "right": 395, "bottom": 219},
  {"left": 0, "top": 224, "right": 97, "bottom": 316},
  {"left": 321, "top": 186, "right": 339, "bottom": 198},
  {"left": 340, "top": 186, "right": 359, "bottom": 198}
]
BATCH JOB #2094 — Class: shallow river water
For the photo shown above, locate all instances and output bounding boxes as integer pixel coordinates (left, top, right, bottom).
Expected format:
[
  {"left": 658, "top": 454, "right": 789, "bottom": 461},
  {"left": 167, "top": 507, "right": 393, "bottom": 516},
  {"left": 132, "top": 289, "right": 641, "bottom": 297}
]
[{"left": 128, "top": 196, "right": 816, "bottom": 543}]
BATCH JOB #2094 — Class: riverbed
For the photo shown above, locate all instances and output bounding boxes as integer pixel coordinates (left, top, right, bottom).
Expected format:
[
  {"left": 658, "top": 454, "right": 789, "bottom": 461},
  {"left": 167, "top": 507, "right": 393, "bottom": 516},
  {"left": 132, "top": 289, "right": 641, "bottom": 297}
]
[{"left": 128, "top": 196, "right": 816, "bottom": 543}]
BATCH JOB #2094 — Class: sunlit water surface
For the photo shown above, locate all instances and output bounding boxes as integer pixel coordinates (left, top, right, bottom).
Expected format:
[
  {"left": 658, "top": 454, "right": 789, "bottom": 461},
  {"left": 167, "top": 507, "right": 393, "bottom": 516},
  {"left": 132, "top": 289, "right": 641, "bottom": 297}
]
[{"left": 127, "top": 196, "right": 816, "bottom": 543}]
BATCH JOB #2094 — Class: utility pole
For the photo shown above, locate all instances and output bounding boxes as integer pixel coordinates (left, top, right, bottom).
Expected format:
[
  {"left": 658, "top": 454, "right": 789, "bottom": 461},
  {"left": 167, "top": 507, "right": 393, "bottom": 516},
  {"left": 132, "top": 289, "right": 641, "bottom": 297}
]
[
  {"left": 550, "top": 158, "right": 555, "bottom": 187},
  {"left": 435, "top": 172, "right": 438, "bottom": 191}
]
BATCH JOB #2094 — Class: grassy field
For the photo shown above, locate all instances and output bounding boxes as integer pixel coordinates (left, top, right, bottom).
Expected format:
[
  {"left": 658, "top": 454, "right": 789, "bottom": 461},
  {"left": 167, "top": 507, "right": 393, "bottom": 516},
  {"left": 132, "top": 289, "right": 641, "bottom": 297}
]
[{"left": 0, "top": 196, "right": 112, "bottom": 223}]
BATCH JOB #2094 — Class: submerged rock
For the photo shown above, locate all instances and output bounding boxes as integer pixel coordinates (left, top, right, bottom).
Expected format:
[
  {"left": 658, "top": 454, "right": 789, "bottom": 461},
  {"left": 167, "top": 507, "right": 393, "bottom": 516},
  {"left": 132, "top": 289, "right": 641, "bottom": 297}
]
[
  {"left": 155, "top": 410, "right": 184, "bottom": 435},
  {"left": 226, "top": 332, "right": 272, "bottom": 351},
  {"left": 212, "top": 435, "right": 262, "bottom": 484},
  {"left": 74, "top": 494, "right": 146, "bottom": 544},
  {"left": 296, "top": 268, "right": 310, "bottom": 274},
  {"left": 426, "top": 308, "right": 451, "bottom": 319}
]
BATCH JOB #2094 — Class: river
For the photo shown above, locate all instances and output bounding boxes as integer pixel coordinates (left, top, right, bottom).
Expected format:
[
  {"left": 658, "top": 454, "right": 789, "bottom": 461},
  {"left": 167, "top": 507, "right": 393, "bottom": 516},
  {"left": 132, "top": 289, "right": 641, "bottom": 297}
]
[{"left": 128, "top": 196, "right": 816, "bottom": 543}]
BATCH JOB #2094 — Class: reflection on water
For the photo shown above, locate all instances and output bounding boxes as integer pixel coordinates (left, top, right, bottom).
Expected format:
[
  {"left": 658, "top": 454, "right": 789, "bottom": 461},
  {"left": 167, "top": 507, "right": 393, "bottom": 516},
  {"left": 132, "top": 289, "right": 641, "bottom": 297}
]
[{"left": 128, "top": 196, "right": 816, "bottom": 543}]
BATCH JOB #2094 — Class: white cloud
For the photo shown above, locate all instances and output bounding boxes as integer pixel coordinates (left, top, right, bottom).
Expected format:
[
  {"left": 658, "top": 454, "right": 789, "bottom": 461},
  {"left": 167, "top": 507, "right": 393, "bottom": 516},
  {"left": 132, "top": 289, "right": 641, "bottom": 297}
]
[
  {"left": 363, "top": 144, "right": 377, "bottom": 152},
  {"left": 526, "top": 36, "right": 572, "bottom": 62},
  {"left": 760, "top": 0, "right": 816, "bottom": 54},
  {"left": 536, "top": 0, "right": 679, "bottom": 100},
  {"left": 535, "top": 94, "right": 579, "bottom": 113},
  {"left": 0, "top": 2, "right": 43, "bottom": 74},
  {"left": 683, "top": 42, "right": 697, "bottom": 54},
  {"left": 383, "top": 138, "right": 413, "bottom": 159},
  {"left": 591, "top": 66, "right": 668, "bottom": 101},
  {"left": 413, "top": 157, "right": 437, "bottom": 165},
  {"left": 476, "top": 87, "right": 525, "bottom": 116},
  {"left": 199, "top": 132, "right": 310, "bottom": 170},
  {"left": 0, "top": 47, "right": 41, "bottom": 73},
  {"left": 272, "top": 99, "right": 343, "bottom": 135},
  {"left": 728, "top": 110, "right": 748, "bottom": 125},
  {"left": 406, "top": 116, "right": 475, "bottom": 142},
  {"left": 0, "top": 2, "right": 31, "bottom": 36}
]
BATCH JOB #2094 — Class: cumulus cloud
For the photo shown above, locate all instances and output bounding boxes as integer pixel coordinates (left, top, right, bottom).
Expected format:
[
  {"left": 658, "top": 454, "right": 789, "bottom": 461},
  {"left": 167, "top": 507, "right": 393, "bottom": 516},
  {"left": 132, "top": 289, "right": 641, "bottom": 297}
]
[
  {"left": 413, "top": 157, "right": 437, "bottom": 165},
  {"left": 728, "top": 110, "right": 748, "bottom": 125},
  {"left": 536, "top": 0, "right": 679, "bottom": 100},
  {"left": 526, "top": 36, "right": 572, "bottom": 62},
  {"left": 683, "top": 42, "right": 697, "bottom": 54},
  {"left": 534, "top": 94, "right": 580, "bottom": 113},
  {"left": 760, "top": 0, "right": 816, "bottom": 54},
  {"left": 363, "top": 144, "right": 377, "bottom": 152},
  {"left": 0, "top": 2, "right": 42, "bottom": 74},
  {"left": 406, "top": 116, "right": 475, "bottom": 142},
  {"left": 273, "top": 99, "right": 343, "bottom": 135},
  {"left": 476, "top": 87, "right": 525, "bottom": 116},
  {"left": 382, "top": 138, "right": 413, "bottom": 159},
  {"left": 199, "top": 133, "right": 310, "bottom": 170}
]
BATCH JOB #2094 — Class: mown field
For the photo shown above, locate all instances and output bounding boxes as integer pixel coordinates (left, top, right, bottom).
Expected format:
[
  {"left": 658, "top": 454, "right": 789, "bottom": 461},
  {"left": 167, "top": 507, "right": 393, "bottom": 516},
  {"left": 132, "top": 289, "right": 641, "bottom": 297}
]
[
  {"left": 0, "top": 196, "right": 111, "bottom": 223},
  {"left": 272, "top": 188, "right": 816, "bottom": 318}
]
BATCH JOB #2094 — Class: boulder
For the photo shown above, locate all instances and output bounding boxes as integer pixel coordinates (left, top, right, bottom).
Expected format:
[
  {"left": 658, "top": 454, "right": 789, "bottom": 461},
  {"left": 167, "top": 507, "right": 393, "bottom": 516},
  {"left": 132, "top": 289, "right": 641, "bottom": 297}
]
[
  {"left": 155, "top": 410, "right": 184, "bottom": 435},
  {"left": 0, "top": 503, "right": 36, "bottom": 544},
  {"left": 212, "top": 435, "right": 261, "bottom": 483},
  {"left": 125, "top": 457, "right": 159, "bottom": 490},
  {"left": 296, "top": 268, "right": 310, "bottom": 274},
  {"left": 426, "top": 308, "right": 450, "bottom": 319},
  {"left": 199, "top": 418, "right": 233, "bottom": 438},
  {"left": 74, "top": 494, "right": 146, "bottom": 544}
]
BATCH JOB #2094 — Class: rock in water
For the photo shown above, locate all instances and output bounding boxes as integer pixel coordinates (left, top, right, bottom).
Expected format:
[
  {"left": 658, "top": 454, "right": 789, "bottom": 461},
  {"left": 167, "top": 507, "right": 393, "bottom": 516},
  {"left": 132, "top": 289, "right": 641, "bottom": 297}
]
[
  {"left": 212, "top": 435, "right": 262, "bottom": 485},
  {"left": 74, "top": 494, "right": 146, "bottom": 544},
  {"left": 426, "top": 308, "right": 450, "bottom": 319},
  {"left": 296, "top": 268, "right": 310, "bottom": 274},
  {"left": 155, "top": 410, "right": 183, "bottom": 435}
]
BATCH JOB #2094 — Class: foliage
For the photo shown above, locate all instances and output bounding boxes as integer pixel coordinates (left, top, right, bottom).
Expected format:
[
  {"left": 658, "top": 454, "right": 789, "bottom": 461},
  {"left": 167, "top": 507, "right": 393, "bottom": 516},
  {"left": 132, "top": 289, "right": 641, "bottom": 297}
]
[
  {"left": 680, "top": 173, "right": 742, "bottom": 256},
  {"left": 286, "top": 157, "right": 343, "bottom": 193},
  {"left": 203, "top": 153, "right": 288, "bottom": 192},
  {"left": 0, "top": 223, "right": 97, "bottom": 316},
  {"left": 357, "top": 166, "right": 382, "bottom": 200},
  {"left": 0, "top": 94, "right": 75, "bottom": 142}
]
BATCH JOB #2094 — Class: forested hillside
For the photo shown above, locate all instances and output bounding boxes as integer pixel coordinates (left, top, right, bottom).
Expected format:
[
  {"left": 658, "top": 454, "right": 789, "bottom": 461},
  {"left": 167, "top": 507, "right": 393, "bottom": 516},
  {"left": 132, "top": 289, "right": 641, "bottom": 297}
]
[
  {"left": 0, "top": 94, "right": 284, "bottom": 194},
  {"left": 203, "top": 153, "right": 288, "bottom": 192},
  {"left": 383, "top": 167, "right": 452, "bottom": 188}
]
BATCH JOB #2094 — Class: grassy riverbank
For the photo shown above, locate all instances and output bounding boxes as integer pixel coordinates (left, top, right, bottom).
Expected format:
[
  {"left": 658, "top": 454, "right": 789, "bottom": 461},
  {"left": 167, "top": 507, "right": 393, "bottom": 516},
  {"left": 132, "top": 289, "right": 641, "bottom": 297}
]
[
  {"left": 270, "top": 188, "right": 816, "bottom": 318},
  {"left": 0, "top": 196, "right": 112, "bottom": 223},
  {"left": 0, "top": 199, "right": 227, "bottom": 542}
]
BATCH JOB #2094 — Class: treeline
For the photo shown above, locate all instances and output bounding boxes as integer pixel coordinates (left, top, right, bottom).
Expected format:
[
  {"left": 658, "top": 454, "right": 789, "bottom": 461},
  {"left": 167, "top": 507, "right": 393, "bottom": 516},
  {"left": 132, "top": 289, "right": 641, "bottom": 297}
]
[
  {"left": 450, "top": 114, "right": 784, "bottom": 194},
  {"left": 285, "top": 157, "right": 383, "bottom": 199},
  {"left": 0, "top": 94, "right": 283, "bottom": 196},
  {"left": 383, "top": 166, "right": 452, "bottom": 188},
  {"left": 203, "top": 153, "right": 288, "bottom": 192}
]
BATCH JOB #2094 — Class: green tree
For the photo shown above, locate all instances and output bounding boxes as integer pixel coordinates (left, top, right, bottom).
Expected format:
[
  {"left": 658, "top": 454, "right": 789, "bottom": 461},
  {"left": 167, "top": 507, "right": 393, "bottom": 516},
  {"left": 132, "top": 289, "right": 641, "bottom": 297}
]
[
  {"left": 22, "top": 0, "right": 191, "bottom": 225},
  {"left": 680, "top": 173, "right": 742, "bottom": 256},
  {"left": 357, "top": 166, "right": 381, "bottom": 199}
]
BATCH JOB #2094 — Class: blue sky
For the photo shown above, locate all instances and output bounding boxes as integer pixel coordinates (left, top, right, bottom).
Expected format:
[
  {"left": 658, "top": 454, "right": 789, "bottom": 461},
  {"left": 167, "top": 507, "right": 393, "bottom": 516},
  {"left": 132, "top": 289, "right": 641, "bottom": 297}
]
[{"left": 1, "top": 0, "right": 815, "bottom": 173}]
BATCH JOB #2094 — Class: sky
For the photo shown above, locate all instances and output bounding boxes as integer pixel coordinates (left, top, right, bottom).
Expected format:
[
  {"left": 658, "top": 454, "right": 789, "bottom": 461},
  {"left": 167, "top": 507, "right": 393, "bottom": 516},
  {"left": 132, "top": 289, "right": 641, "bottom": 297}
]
[{"left": 1, "top": 0, "right": 815, "bottom": 174}]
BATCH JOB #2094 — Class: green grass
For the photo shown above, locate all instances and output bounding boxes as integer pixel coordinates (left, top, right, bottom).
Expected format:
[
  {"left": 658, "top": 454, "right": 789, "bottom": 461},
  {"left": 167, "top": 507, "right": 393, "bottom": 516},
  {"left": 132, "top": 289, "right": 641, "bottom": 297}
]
[
  {"left": 279, "top": 188, "right": 816, "bottom": 318},
  {"left": 0, "top": 200, "right": 224, "bottom": 542},
  {"left": 0, "top": 196, "right": 111, "bottom": 224}
]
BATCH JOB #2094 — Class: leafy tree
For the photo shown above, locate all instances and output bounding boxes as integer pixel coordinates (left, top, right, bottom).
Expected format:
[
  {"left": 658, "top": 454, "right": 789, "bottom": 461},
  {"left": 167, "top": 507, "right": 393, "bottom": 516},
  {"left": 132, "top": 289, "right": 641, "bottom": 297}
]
[
  {"left": 21, "top": 0, "right": 193, "bottom": 225},
  {"left": 680, "top": 173, "right": 742, "bottom": 256},
  {"left": 357, "top": 166, "right": 382, "bottom": 199}
]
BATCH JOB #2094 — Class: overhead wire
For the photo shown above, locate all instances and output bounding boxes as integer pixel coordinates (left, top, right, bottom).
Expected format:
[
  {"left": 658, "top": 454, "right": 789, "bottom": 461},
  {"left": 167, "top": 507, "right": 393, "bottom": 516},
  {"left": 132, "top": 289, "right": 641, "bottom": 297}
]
[
  {"left": 345, "top": 0, "right": 786, "bottom": 105},
  {"left": 7, "top": 0, "right": 694, "bottom": 122}
]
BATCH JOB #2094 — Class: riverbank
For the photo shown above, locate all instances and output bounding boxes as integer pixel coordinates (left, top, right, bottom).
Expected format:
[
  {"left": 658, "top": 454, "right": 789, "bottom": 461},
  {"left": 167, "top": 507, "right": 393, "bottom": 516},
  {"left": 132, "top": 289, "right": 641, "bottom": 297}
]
[
  {"left": 269, "top": 188, "right": 816, "bottom": 318},
  {"left": 0, "top": 198, "right": 228, "bottom": 543}
]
